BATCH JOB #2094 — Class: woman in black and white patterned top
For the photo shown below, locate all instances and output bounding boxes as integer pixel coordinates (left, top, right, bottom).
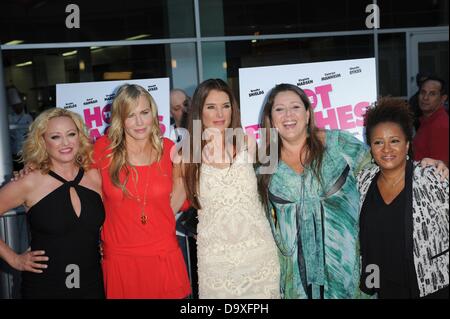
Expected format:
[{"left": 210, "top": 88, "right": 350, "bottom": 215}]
[{"left": 357, "top": 97, "right": 448, "bottom": 299}]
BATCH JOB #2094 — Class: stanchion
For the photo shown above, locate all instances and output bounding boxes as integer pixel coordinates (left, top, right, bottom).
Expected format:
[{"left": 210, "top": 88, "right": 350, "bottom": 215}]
[{"left": 0, "top": 207, "right": 29, "bottom": 299}]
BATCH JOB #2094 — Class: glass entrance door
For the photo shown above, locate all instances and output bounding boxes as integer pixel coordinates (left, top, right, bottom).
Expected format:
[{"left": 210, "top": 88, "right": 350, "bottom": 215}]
[{"left": 409, "top": 30, "right": 449, "bottom": 97}]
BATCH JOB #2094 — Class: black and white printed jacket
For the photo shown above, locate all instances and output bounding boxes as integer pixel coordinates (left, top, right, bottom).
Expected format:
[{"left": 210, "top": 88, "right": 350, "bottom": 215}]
[{"left": 357, "top": 161, "right": 449, "bottom": 297}]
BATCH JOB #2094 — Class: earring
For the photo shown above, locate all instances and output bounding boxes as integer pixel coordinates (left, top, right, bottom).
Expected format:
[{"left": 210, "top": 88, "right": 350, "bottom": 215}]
[
  {"left": 371, "top": 157, "right": 375, "bottom": 164},
  {"left": 406, "top": 155, "right": 410, "bottom": 161},
  {"left": 76, "top": 154, "right": 83, "bottom": 165}
]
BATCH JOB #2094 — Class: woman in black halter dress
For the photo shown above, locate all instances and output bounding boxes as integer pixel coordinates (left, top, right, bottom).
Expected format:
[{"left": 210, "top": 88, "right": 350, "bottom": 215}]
[
  {"left": 21, "top": 169, "right": 105, "bottom": 298},
  {"left": 0, "top": 108, "right": 105, "bottom": 299}
]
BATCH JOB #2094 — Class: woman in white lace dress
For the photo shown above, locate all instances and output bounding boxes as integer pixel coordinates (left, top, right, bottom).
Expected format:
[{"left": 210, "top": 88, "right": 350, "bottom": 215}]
[{"left": 177, "top": 79, "right": 280, "bottom": 298}]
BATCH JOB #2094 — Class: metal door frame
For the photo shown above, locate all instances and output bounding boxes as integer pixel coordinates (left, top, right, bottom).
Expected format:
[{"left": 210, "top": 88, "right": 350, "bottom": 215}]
[{"left": 407, "top": 30, "right": 449, "bottom": 97}]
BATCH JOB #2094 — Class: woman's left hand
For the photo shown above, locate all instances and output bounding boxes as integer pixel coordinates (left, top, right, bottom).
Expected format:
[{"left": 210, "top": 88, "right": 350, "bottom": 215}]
[{"left": 421, "top": 158, "right": 449, "bottom": 180}]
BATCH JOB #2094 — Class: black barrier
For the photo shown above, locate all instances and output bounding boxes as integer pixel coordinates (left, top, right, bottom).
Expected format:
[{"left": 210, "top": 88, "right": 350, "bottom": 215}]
[{"left": 0, "top": 207, "right": 29, "bottom": 299}]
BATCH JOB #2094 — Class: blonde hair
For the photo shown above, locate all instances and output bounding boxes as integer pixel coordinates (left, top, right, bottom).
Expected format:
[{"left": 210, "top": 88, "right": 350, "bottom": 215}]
[
  {"left": 21, "top": 108, "right": 93, "bottom": 174},
  {"left": 107, "top": 84, "right": 163, "bottom": 193}
]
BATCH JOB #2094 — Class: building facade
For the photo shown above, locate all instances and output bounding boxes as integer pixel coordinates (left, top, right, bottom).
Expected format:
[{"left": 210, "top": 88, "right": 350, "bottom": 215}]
[{"left": 0, "top": 0, "right": 449, "bottom": 298}]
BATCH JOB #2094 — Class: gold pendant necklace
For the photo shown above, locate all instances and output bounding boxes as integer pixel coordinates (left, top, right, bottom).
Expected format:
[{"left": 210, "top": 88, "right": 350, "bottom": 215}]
[
  {"left": 141, "top": 165, "right": 150, "bottom": 225},
  {"left": 132, "top": 149, "right": 152, "bottom": 225},
  {"left": 141, "top": 210, "right": 148, "bottom": 225},
  {"left": 134, "top": 172, "right": 150, "bottom": 225},
  {"left": 139, "top": 168, "right": 150, "bottom": 225}
]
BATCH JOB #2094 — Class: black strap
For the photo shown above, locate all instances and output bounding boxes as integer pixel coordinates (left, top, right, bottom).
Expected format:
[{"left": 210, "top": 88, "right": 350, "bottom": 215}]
[
  {"left": 431, "top": 249, "right": 449, "bottom": 260},
  {"left": 322, "top": 164, "right": 350, "bottom": 198},
  {"left": 48, "top": 168, "right": 84, "bottom": 186},
  {"left": 268, "top": 191, "right": 294, "bottom": 204}
]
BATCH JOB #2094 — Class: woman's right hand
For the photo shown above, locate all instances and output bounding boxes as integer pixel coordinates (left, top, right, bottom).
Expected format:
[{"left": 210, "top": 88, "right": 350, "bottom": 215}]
[
  {"left": 11, "top": 164, "right": 35, "bottom": 181},
  {"left": 10, "top": 249, "right": 48, "bottom": 273}
]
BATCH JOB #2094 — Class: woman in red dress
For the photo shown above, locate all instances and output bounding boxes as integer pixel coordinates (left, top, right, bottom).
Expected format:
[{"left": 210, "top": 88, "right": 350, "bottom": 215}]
[{"left": 93, "top": 84, "right": 190, "bottom": 298}]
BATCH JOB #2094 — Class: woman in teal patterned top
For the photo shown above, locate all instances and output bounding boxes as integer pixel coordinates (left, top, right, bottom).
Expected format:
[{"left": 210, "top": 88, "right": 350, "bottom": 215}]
[
  {"left": 257, "top": 84, "right": 371, "bottom": 299},
  {"left": 256, "top": 84, "right": 447, "bottom": 299}
]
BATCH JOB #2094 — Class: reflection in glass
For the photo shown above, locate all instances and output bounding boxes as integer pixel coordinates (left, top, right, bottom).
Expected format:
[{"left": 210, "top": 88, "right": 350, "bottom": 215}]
[
  {"left": 202, "top": 35, "right": 374, "bottom": 94},
  {"left": 419, "top": 41, "right": 449, "bottom": 91},
  {"left": 378, "top": 34, "right": 407, "bottom": 97},
  {"left": 378, "top": 0, "right": 448, "bottom": 29},
  {"left": 3, "top": 43, "right": 198, "bottom": 115},
  {"left": 200, "top": 0, "right": 368, "bottom": 37},
  {"left": 0, "top": 0, "right": 195, "bottom": 44}
]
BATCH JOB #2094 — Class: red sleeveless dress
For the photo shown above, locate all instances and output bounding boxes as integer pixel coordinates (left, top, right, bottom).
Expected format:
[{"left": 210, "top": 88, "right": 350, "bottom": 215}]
[{"left": 93, "top": 136, "right": 190, "bottom": 299}]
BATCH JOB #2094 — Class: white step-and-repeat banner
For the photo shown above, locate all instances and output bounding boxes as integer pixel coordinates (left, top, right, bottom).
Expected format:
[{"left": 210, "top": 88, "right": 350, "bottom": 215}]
[
  {"left": 56, "top": 78, "right": 170, "bottom": 141},
  {"left": 239, "top": 58, "right": 377, "bottom": 142}
]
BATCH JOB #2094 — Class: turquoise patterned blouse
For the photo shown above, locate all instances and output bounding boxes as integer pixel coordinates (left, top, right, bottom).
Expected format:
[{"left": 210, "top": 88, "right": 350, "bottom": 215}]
[{"left": 266, "top": 130, "right": 371, "bottom": 299}]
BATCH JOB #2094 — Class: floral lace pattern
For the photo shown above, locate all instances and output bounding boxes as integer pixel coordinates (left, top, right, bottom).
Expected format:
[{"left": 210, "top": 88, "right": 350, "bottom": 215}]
[{"left": 197, "top": 150, "right": 281, "bottom": 299}]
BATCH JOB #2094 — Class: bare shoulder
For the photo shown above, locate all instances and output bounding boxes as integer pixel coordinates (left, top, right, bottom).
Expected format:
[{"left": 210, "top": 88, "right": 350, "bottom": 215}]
[
  {"left": 0, "top": 170, "right": 45, "bottom": 213},
  {"left": 83, "top": 169, "right": 102, "bottom": 192},
  {"left": 12, "top": 169, "right": 43, "bottom": 193},
  {"left": 84, "top": 168, "right": 101, "bottom": 181}
]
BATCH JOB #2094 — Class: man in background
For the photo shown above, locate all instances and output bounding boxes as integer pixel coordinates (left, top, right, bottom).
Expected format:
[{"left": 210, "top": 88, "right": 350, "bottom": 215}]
[
  {"left": 408, "top": 73, "right": 431, "bottom": 131},
  {"left": 169, "top": 89, "right": 190, "bottom": 142},
  {"left": 169, "top": 88, "right": 198, "bottom": 298},
  {"left": 7, "top": 87, "right": 33, "bottom": 171},
  {"left": 413, "top": 76, "right": 449, "bottom": 167}
]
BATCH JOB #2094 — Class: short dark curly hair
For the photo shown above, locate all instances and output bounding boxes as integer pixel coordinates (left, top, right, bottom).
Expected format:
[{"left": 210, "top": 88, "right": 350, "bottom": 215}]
[{"left": 364, "top": 97, "right": 414, "bottom": 158}]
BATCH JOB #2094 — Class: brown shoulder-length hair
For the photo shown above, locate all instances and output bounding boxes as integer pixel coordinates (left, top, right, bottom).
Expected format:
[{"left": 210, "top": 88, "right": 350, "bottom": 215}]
[
  {"left": 183, "top": 78, "right": 242, "bottom": 209},
  {"left": 21, "top": 108, "right": 93, "bottom": 174},
  {"left": 107, "top": 84, "right": 163, "bottom": 194},
  {"left": 257, "top": 83, "right": 326, "bottom": 209}
]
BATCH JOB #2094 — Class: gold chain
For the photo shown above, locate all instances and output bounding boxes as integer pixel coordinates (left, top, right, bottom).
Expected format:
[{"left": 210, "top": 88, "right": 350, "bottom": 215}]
[
  {"left": 132, "top": 148, "right": 152, "bottom": 225},
  {"left": 380, "top": 171, "right": 405, "bottom": 188}
]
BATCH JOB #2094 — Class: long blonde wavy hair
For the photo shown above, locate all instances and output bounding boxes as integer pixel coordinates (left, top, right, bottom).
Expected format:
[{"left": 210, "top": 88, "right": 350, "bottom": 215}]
[
  {"left": 21, "top": 108, "right": 93, "bottom": 174},
  {"left": 107, "top": 84, "right": 163, "bottom": 193}
]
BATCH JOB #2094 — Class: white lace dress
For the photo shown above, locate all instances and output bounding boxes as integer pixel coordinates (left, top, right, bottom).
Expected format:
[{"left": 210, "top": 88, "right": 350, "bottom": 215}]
[{"left": 197, "top": 150, "right": 281, "bottom": 299}]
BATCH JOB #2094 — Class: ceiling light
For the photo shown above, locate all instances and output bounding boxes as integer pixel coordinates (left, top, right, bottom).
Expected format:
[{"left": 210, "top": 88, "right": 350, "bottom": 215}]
[
  {"left": 62, "top": 50, "right": 78, "bottom": 57},
  {"left": 5, "top": 40, "right": 24, "bottom": 45},
  {"left": 125, "top": 34, "right": 151, "bottom": 41},
  {"left": 16, "top": 61, "right": 33, "bottom": 67}
]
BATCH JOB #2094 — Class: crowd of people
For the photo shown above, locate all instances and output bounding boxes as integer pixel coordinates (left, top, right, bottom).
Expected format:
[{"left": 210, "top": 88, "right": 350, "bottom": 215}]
[{"left": 0, "top": 73, "right": 448, "bottom": 299}]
